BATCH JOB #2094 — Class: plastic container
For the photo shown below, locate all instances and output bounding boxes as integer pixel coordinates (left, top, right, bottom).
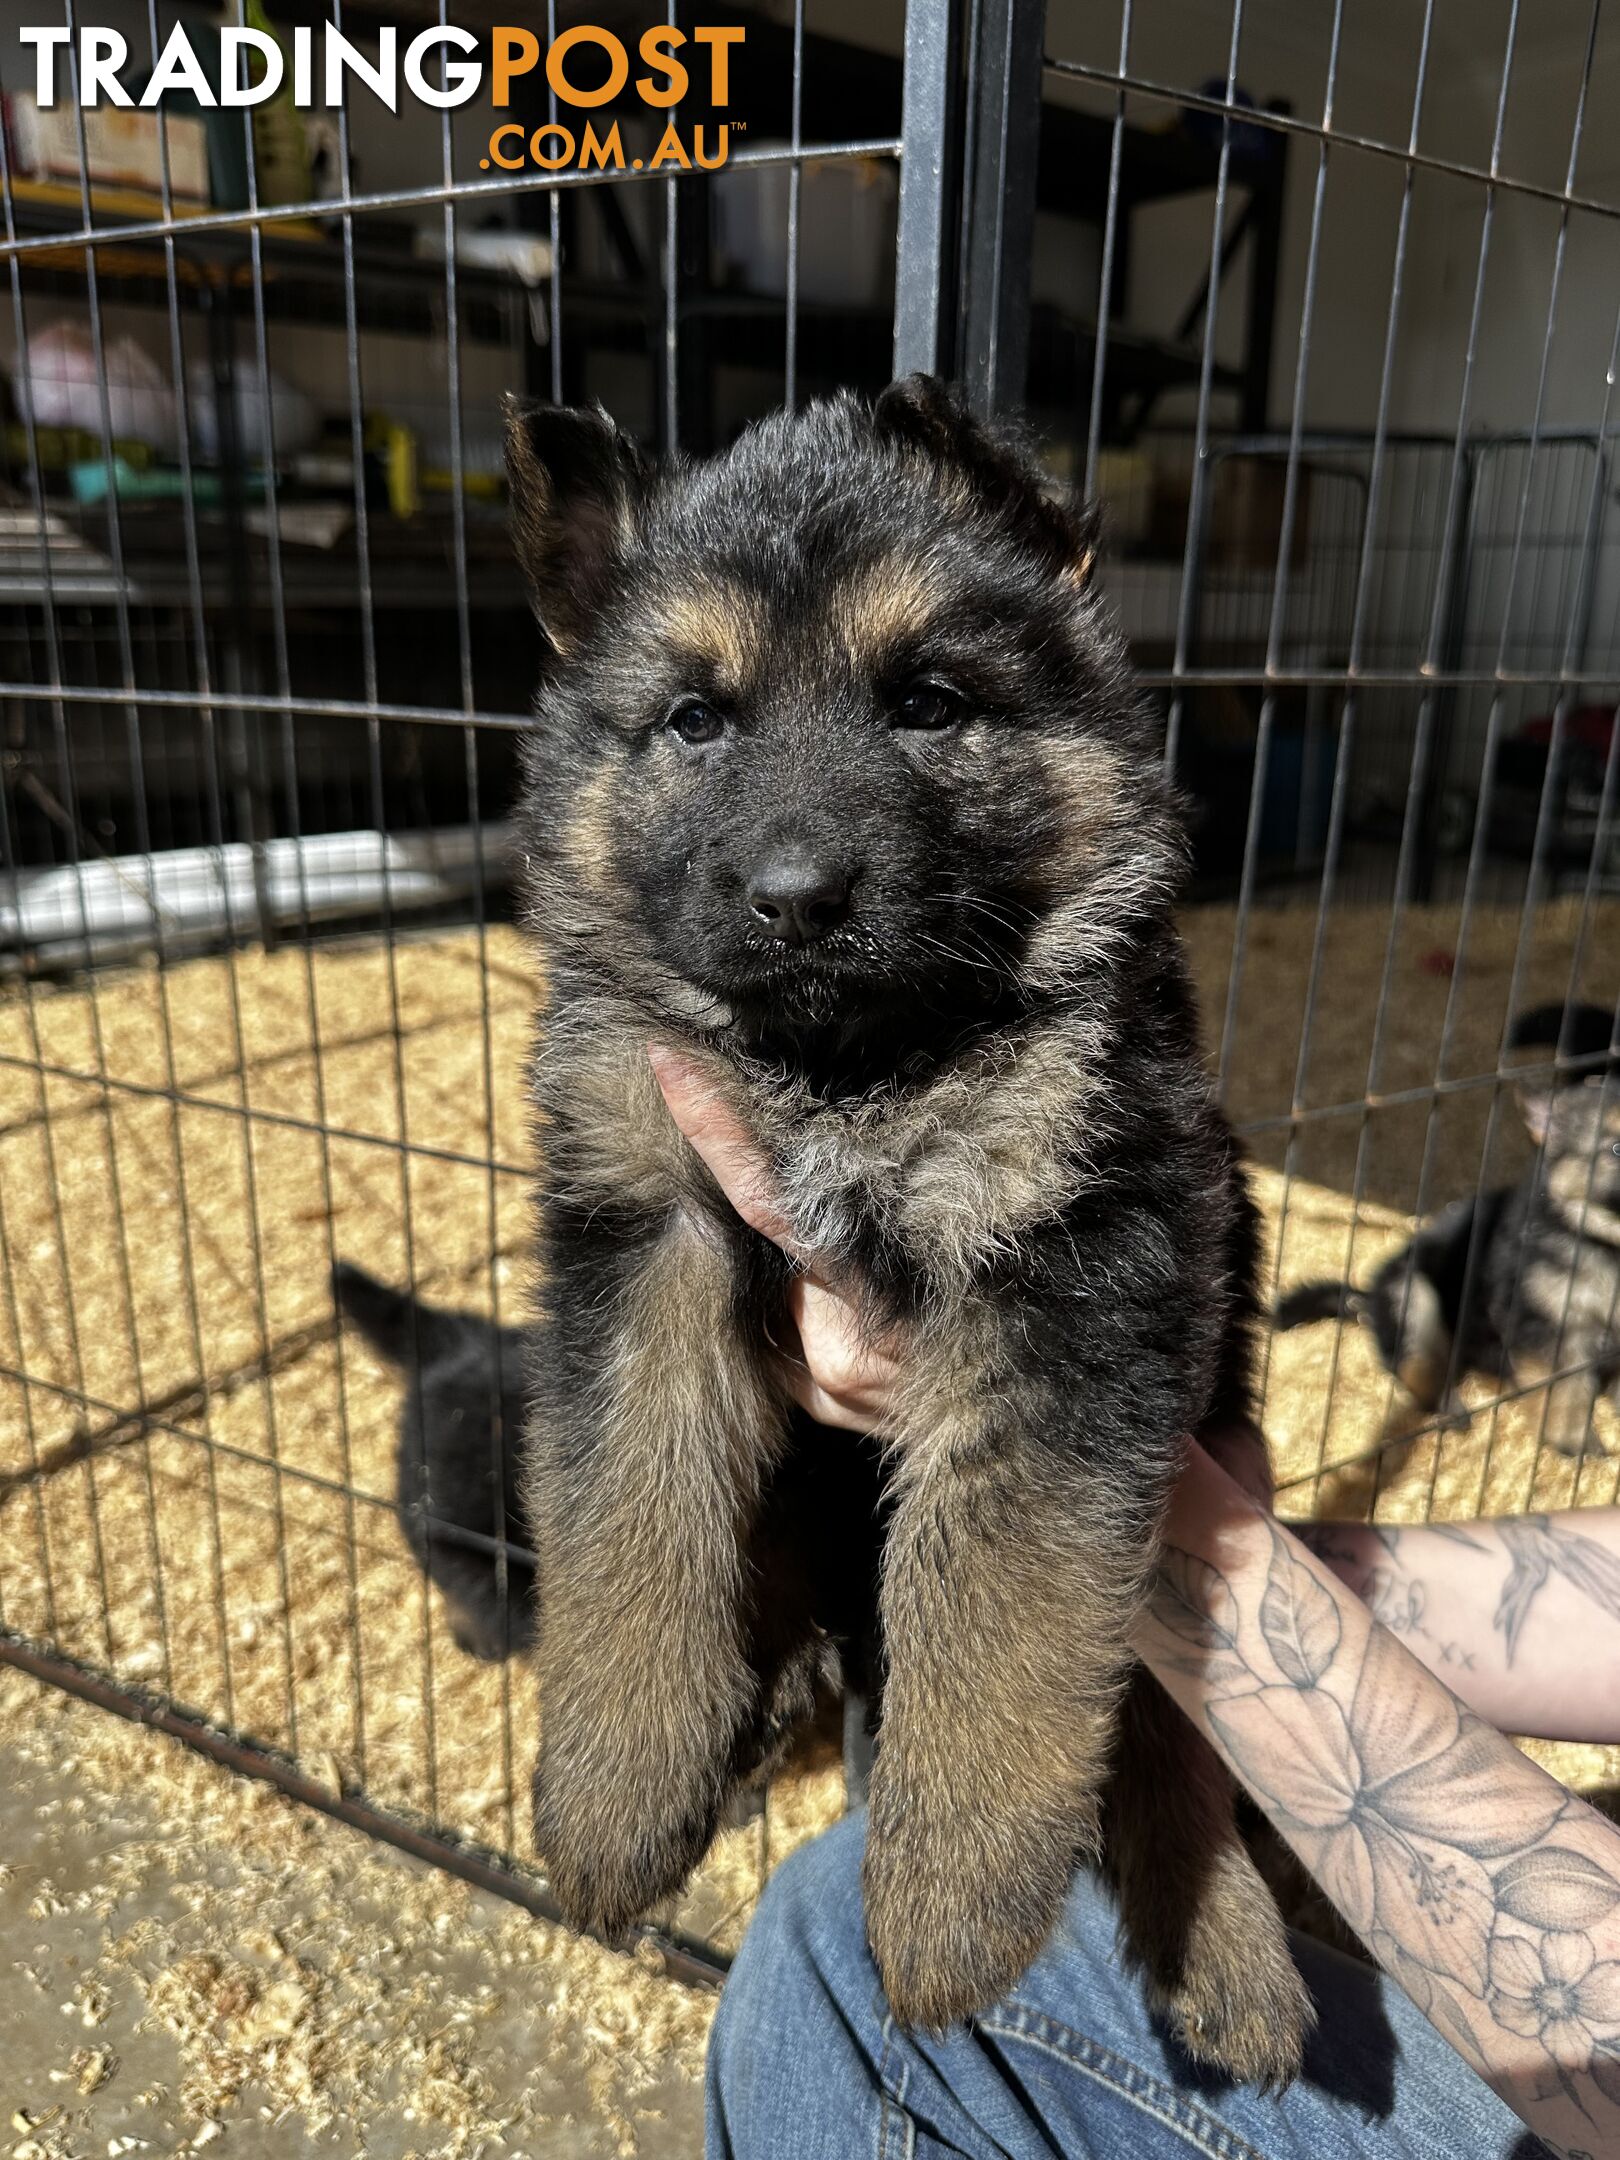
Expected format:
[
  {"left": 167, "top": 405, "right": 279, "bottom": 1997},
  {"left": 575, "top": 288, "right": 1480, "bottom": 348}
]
[{"left": 713, "top": 153, "right": 896, "bottom": 306}]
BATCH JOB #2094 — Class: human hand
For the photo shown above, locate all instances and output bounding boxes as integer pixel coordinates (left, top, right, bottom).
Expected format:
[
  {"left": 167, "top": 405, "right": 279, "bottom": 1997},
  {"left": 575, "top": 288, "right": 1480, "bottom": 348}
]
[{"left": 648, "top": 1045, "right": 906, "bottom": 1433}]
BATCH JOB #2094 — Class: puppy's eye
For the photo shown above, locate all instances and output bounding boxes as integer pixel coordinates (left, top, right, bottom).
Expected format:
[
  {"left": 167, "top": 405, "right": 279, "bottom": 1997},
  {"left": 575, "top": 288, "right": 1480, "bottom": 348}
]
[
  {"left": 889, "top": 680, "right": 962, "bottom": 732},
  {"left": 667, "top": 698, "right": 725, "bottom": 745}
]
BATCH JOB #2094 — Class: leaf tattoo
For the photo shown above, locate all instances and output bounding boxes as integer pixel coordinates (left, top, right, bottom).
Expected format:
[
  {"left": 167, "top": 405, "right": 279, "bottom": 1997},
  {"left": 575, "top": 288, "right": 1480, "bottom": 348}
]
[
  {"left": 1261, "top": 1526, "right": 1342, "bottom": 1686},
  {"left": 1495, "top": 1848, "right": 1620, "bottom": 1932},
  {"left": 1151, "top": 1547, "right": 1239, "bottom": 1653}
]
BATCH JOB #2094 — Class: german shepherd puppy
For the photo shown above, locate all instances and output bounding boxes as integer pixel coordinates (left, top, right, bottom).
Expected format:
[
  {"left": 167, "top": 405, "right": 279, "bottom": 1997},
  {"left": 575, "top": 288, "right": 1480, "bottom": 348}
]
[
  {"left": 1276, "top": 1004, "right": 1620, "bottom": 1454},
  {"left": 507, "top": 377, "right": 1310, "bottom": 2075},
  {"left": 331, "top": 1261, "right": 536, "bottom": 1659}
]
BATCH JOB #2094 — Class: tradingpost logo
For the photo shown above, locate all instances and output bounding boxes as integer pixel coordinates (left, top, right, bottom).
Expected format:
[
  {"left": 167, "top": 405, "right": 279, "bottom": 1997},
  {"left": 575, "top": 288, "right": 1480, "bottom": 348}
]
[
  {"left": 481, "top": 27, "right": 742, "bottom": 173},
  {"left": 18, "top": 21, "right": 746, "bottom": 174}
]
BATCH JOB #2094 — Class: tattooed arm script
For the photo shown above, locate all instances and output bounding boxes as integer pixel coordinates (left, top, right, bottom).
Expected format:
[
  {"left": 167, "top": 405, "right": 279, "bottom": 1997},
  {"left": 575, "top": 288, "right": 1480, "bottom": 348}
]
[{"left": 1140, "top": 1451, "right": 1620, "bottom": 2159}]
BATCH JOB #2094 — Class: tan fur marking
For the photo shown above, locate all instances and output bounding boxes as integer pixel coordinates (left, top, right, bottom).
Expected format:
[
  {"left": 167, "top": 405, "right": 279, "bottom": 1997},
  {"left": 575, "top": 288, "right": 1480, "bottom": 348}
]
[
  {"left": 1546, "top": 1153, "right": 1620, "bottom": 1247},
  {"left": 1022, "top": 737, "right": 1176, "bottom": 991},
  {"left": 559, "top": 764, "right": 623, "bottom": 901},
  {"left": 529, "top": 1214, "right": 787, "bottom": 1929},
  {"left": 861, "top": 1306, "right": 1150, "bottom": 2026},
  {"left": 1032, "top": 734, "right": 1144, "bottom": 875},
  {"left": 830, "top": 558, "right": 944, "bottom": 668},
  {"left": 653, "top": 583, "right": 768, "bottom": 688},
  {"left": 1397, "top": 1350, "right": 1450, "bottom": 1412}
]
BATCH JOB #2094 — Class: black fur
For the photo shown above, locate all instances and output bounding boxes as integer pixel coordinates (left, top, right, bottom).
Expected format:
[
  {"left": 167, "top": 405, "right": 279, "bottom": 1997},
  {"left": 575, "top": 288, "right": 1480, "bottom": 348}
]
[
  {"left": 331, "top": 1261, "right": 536, "bottom": 1659},
  {"left": 1510, "top": 997, "right": 1620, "bottom": 1077}
]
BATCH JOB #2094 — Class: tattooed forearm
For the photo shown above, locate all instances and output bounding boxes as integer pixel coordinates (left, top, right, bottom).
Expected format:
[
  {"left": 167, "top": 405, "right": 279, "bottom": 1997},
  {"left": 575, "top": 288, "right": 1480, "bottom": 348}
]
[
  {"left": 1290, "top": 1511, "right": 1620, "bottom": 1744},
  {"left": 1142, "top": 1461, "right": 1620, "bottom": 2159}
]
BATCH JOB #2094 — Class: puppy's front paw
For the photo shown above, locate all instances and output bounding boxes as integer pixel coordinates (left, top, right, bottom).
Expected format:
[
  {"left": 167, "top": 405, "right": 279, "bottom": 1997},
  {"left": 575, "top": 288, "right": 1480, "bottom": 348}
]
[
  {"left": 862, "top": 1819, "right": 1069, "bottom": 2030},
  {"left": 1152, "top": 1889, "right": 1314, "bottom": 2092},
  {"left": 533, "top": 1754, "right": 716, "bottom": 1938}
]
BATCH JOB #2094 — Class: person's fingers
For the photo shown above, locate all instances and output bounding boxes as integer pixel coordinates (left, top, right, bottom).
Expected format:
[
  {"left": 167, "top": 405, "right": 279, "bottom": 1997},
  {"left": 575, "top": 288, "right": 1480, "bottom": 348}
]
[
  {"left": 648, "top": 1043, "right": 808, "bottom": 1260},
  {"left": 788, "top": 1278, "right": 904, "bottom": 1429},
  {"left": 790, "top": 1277, "right": 876, "bottom": 1394},
  {"left": 777, "top": 1358, "right": 868, "bottom": 1432}
]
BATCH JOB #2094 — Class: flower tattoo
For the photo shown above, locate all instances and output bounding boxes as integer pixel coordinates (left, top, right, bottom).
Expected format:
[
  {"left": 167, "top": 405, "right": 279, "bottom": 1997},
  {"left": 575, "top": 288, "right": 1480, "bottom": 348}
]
[
  {"left": 1146, "top": 1521, "right": 1620, "bottom": 2151},
  {"left": 1488, "top": 1932, "right": 1620, "bottom": 2057}
]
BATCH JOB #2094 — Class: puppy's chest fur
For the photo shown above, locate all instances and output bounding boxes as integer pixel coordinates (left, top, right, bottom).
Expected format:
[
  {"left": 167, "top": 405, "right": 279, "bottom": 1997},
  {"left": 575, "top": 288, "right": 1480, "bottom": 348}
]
[{"left": 539, "top": 999, "right": 1111, "bottom": 1300}]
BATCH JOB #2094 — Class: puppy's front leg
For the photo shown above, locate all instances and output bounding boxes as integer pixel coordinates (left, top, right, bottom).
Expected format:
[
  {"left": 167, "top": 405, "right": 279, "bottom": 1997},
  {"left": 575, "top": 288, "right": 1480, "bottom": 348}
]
[
  {"left": 1103, "top": 1663, "right": 1312, "bottom": 2088},
  {"left": 865, "top": 1323, "right": 1161, "bottom": 2028},
  {"left": 528, "top": 1207, "right": 783, "bottom": 1934}
]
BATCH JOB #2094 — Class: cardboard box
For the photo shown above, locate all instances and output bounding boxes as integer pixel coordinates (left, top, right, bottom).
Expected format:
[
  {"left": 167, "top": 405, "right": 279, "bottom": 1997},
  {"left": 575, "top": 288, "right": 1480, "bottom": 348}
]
[
  {"left": 8, "top": 93, "right": 210, "bottom": 204},
  {"left": 1207, "top": 457, "right": 1313, "bottom": 571},
  {"left": 1147, "top": 456, "right": 1313, "bottom": 571}
]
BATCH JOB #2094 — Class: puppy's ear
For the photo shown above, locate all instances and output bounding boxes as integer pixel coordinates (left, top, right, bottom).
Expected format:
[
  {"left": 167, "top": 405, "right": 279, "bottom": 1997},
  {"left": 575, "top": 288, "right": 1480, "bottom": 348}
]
[
  {"left": 873, "top": 374, "right": 975, "bottom": 461},
  {"left": 874, "top": 374, "right": 1098, "bottom": 593},
  {"left": 1517, "top": 1084, "right": 1557, "bottom": 1147},
  {"left": 504, "top": 396, "right": 652, "bottom": 650}
]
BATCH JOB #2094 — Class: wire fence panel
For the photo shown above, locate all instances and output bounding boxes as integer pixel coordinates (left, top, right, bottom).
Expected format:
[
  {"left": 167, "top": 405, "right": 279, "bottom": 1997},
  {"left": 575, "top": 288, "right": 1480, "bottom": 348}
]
[{"left": 0, "top": 0, "right": 1617, "bottom": 1983}]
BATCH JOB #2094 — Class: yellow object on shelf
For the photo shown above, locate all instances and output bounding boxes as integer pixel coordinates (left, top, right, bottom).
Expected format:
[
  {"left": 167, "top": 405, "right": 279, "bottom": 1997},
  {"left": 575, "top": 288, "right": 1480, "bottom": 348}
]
[
  {"left": 11, "top": 176, "right": 211, "bottom": 222},
  {"left": 366, "top": 415, "right": 419, "bottom": 519},
  {"left": 421, "top": 467, "right": 502, "bottom": 502}
]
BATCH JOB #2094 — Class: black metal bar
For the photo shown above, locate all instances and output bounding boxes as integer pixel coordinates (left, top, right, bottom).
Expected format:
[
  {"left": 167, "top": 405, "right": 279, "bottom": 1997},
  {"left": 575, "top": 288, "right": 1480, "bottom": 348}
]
[
  {"left": 1240, "top": 113, "right": 1288, "bottom": 432},
  {"left": 0, "top": 1632, "right": 729, "bottom": 1990},
  {"left": 894, "top": 0, "right": 966, "bottom": 378},
  {"left": 957, "top": 0, "right": 1044, "bottom": 412}
]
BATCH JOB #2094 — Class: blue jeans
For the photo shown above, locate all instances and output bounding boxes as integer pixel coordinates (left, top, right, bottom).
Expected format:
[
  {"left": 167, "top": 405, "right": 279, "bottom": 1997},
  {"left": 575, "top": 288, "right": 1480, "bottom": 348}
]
[{"left": 706, "top": 1813, "right": 1548, "bottom": 2160}]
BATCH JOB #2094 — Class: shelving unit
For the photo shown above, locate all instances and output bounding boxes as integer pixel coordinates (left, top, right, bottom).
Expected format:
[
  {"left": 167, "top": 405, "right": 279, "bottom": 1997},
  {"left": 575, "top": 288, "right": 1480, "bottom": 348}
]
[
  {"left": 518, "top": 7, "right": 1288, "bottom": 451},
  {"left": 0, "top": 17, "right": 1288, "bottom": 887}
]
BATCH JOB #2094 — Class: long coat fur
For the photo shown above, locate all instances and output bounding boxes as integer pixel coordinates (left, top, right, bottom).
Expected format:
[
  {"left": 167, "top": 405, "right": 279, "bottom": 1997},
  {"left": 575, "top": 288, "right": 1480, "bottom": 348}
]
[{"left": 508, "top": 377, "right": 1311, "bottom": 2079}]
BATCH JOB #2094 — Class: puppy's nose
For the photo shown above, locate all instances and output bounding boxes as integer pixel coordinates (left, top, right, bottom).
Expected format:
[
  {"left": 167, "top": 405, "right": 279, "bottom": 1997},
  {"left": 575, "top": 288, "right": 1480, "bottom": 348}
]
[{"left": 745, "top": 851, "right": 851, "bottom": 944}]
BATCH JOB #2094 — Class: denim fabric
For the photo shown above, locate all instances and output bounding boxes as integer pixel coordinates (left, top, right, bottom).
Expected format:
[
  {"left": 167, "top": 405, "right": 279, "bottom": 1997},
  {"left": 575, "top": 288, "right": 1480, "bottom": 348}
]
[{"left": 706, "top": 1812, "right": 1550, "bottom": 2160}]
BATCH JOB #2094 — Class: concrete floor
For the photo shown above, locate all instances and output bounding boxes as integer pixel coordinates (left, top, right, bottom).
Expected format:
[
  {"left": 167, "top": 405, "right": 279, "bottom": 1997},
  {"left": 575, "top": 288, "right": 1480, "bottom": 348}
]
[{"left": 0, "top": 1667, "right": 711, "bottom": 2159}]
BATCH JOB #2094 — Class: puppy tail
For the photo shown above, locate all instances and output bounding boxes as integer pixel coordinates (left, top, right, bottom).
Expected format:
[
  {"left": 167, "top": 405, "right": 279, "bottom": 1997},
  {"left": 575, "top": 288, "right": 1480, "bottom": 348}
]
[
  {"left": 1274, "top": 1279, "right": 1365, "bottom": 1331},
  {"left": 332, "top": 1260, "right": 452, "bottom": 1368}
]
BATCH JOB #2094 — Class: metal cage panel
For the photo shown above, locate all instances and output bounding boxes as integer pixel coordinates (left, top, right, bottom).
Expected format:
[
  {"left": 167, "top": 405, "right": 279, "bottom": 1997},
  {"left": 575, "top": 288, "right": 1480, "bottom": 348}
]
[{"left": 0, "top": 0, "right": 1617, "bottom": 1983}]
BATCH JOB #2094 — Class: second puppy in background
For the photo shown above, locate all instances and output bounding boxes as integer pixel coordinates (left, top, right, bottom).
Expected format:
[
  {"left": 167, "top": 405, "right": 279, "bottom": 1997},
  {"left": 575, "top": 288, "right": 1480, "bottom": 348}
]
[{"left": 1276, "top": 1001, "right": 1620, "bottom": 1454}]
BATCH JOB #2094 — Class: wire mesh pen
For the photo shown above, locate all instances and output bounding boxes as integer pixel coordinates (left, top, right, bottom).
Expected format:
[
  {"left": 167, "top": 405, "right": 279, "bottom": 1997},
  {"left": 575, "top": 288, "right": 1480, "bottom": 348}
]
[{"left": 0, "top": 0, "right": 1617, "bottom": 1985}]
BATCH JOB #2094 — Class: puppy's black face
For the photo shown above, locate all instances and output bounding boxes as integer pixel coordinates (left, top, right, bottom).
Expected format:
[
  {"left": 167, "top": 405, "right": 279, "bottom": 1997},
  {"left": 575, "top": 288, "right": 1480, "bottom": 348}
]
[{"left": 509, "top": 379, "right": 1178, "bottom": 1050}]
